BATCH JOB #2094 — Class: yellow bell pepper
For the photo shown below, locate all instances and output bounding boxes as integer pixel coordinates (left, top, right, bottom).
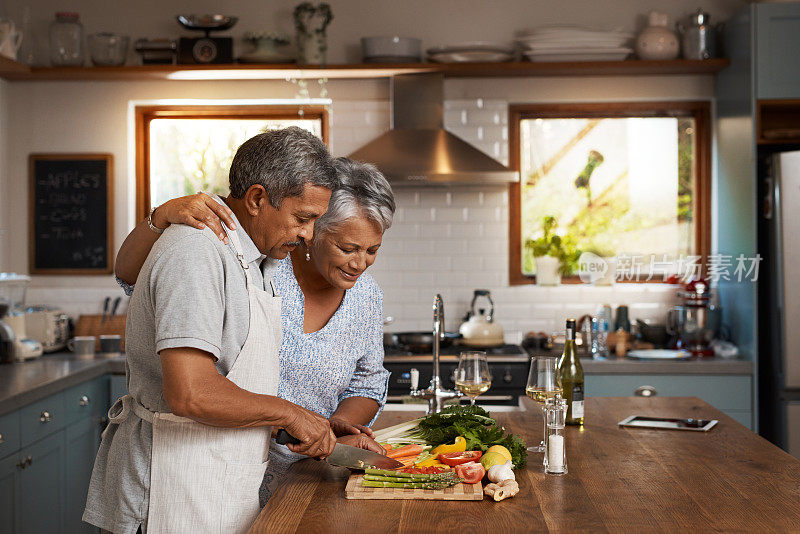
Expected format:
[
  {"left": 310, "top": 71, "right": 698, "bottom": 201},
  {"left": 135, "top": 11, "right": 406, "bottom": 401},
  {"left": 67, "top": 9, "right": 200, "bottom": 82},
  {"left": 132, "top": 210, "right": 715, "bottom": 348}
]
[
  {"left": 415, "top": 457, "right": 447, "bottom": 468},
  {"left": 430, "top": 436, "right": 466, "bottom": 456}
]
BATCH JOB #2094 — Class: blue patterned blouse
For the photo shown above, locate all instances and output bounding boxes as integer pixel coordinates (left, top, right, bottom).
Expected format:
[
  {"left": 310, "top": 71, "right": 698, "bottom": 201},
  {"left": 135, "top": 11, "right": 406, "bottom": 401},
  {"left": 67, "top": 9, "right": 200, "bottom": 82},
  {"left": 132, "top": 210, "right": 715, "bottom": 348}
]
[
  {"left": 117, "top": 255, "right": 389, "bottom": 422},
  {"left": 272, "top": 255, "right": 389, "bottom": 424}
]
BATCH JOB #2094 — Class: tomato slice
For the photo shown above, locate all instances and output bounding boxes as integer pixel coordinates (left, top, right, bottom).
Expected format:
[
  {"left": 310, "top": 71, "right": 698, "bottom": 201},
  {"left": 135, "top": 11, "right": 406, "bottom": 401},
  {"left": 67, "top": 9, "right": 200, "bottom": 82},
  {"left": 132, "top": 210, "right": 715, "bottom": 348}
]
[
  {"left": 438, "top": 450, "right": 483, "bottom": 466},
  {"left": 455, "top": 461, "right": 485, "bottom": 484}
]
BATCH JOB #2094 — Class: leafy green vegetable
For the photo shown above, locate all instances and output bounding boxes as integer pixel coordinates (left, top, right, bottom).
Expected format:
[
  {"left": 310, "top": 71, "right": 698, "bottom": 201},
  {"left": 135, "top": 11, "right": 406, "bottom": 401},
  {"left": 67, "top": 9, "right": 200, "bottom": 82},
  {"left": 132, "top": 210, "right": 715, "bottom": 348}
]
[{"left": 409, "top": 405, "right": 528, "bottom": 468}]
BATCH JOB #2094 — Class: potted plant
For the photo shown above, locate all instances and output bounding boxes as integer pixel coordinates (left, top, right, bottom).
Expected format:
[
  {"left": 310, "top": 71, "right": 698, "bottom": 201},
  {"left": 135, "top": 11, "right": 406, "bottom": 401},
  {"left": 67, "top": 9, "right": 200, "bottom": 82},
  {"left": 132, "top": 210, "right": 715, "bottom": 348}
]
[{"left": 525, "top": 216, "right": 580, "bottom": 286}]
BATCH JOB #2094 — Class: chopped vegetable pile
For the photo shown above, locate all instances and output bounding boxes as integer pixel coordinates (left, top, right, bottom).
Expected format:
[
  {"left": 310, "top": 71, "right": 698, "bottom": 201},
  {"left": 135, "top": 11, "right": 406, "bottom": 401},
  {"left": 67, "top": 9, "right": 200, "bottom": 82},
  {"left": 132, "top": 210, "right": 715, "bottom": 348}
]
[{"left": 374, "top": 405, "right": 527, "bottom": 468}]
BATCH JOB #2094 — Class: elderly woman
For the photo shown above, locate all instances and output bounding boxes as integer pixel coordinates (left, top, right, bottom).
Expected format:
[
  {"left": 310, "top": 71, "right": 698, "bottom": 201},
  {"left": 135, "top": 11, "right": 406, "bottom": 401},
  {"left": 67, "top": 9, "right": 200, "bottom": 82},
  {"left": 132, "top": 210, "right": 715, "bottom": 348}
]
[{"left": 114, "top": 157, "right": 395, "bottom": 503}]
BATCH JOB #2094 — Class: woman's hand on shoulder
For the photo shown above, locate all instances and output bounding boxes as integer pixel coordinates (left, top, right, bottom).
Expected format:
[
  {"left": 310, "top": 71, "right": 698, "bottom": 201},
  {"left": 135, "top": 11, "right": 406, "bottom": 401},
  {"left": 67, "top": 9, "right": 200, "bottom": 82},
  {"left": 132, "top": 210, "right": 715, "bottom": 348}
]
[
  {"left": 152, "top": 192, "right": 237, "bottom": 244},
  {"left": 336, "top": 433, "right": 386, "bottom": 455},
  {"left": 328, "top": 417, "right": 375, "bottom": 438}
]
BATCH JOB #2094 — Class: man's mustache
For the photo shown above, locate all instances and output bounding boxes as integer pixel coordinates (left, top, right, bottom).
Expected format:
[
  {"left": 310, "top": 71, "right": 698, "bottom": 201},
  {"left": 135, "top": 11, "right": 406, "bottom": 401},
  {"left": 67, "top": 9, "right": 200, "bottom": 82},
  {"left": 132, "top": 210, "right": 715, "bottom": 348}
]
[{"left": 285, "top": 241, "right": 302, "bottom": 247}]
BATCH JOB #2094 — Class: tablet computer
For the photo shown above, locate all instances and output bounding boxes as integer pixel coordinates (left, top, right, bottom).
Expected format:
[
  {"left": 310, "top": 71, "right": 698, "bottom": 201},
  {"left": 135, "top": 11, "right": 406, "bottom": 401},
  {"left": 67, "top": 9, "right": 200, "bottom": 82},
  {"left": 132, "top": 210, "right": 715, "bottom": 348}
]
[{"left": 618, "top": 415, "right": 718, "bottom": 432}]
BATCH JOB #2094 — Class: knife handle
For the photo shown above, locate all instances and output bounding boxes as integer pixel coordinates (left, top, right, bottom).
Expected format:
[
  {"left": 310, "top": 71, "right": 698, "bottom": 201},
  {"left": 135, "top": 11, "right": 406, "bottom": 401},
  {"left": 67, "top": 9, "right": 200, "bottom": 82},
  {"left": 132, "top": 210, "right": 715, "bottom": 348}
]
[{"left": 275, "top": 429, "right": 301, "bottom": 445}]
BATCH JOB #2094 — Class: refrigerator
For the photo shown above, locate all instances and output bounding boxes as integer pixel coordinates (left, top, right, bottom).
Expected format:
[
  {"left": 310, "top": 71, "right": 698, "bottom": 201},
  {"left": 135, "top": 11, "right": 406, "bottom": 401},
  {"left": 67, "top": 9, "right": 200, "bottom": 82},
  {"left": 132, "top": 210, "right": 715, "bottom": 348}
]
[{"left": 759, "top": 149, "right": 800, "bottom": 457}]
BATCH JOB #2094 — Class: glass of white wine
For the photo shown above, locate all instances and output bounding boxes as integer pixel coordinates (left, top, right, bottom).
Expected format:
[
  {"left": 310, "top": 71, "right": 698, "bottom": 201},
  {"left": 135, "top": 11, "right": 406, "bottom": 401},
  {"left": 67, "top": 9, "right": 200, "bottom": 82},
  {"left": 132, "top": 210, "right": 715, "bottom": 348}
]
[
  {"left": 525, "top": 357, "right": 562, "bottom": 453},
  {"left": 455, "top": 351, "right": 492, "bottom": 406}
]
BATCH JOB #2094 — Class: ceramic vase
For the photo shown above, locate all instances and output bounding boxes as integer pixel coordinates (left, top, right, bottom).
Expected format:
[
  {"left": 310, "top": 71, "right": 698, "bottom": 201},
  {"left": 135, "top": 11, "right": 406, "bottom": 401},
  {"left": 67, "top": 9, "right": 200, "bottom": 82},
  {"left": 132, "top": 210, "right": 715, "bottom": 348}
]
[
  {"left": 635, "top": 11, "right": 680, "bottom": 60},
  {"left": 293, "top": 2, "right": 332, "bottom": 65},
  {"left": 535, "top": 255, "right": 562, "bottom": 286}
]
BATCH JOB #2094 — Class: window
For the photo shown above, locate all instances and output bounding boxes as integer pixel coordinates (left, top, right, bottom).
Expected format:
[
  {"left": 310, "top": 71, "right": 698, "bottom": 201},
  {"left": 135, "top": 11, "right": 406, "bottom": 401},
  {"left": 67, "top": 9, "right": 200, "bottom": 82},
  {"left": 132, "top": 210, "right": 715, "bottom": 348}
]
[
  {"left": 509, "top": 102, "right": 711, "bottom": 284},
  {"left": 134, "top": 105, "right": 329, "bottom": 222}
]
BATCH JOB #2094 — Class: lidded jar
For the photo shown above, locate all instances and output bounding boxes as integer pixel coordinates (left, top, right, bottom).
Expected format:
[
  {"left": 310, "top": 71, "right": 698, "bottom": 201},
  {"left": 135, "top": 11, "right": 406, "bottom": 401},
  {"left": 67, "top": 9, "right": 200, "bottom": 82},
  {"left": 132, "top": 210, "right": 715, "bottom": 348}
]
[
  {"left": 635, "top": 11, "right": 680, "bottom": 61},
  {"left": 50, "top": 12, "right": 84, "bottom": 66}
]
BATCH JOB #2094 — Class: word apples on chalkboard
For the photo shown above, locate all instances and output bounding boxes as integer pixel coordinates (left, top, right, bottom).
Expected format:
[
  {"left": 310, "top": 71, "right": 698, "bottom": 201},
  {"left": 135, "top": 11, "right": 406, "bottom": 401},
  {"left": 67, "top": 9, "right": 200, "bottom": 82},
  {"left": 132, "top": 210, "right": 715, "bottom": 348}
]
[{"left": 29, "top": 154, "right": 114, "bottom": 274}]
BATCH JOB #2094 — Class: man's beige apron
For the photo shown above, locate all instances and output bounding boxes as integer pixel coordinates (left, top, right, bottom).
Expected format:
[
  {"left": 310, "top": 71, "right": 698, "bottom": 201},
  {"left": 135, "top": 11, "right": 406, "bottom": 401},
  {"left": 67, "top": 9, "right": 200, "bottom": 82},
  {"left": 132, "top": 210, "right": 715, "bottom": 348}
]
[{"left": 108, "top": 226, "right": 281, "bottom": 533}]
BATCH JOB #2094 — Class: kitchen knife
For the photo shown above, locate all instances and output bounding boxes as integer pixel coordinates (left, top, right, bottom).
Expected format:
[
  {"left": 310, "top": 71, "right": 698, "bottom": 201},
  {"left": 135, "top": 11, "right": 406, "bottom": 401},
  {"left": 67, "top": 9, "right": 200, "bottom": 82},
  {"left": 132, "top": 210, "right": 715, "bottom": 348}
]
[
  {"left": 275, "top": 429, "right": 403, "bottom": 470},
  {"left": 101, "top": 297, "right": 110, "bottom": 324},
  {"left": 110, "top": 296, "right": 122, "bottom": 317}
]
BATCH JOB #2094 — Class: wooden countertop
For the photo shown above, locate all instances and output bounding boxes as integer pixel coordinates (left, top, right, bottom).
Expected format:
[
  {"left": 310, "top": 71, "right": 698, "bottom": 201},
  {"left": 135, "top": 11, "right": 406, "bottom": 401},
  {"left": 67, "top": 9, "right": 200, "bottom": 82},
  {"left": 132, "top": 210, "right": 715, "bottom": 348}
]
[{"left": 250, "top": 396, "right": 800, "bottom": 533}]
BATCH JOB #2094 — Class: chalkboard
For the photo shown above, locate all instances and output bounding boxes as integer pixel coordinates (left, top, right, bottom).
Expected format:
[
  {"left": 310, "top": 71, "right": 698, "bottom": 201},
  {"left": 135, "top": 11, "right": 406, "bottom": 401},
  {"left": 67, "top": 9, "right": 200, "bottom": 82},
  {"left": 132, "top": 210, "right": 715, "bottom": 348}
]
[{"left": 29, "top": 154, "right": 114, "bottom": 274}]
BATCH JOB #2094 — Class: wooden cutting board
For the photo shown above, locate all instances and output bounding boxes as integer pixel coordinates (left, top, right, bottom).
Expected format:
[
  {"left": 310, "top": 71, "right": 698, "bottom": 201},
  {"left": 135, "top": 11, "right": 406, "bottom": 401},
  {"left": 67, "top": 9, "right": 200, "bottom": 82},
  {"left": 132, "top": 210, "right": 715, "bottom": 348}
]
[{"left": 345, "top": 473, "right": 483, "bottom": 500}]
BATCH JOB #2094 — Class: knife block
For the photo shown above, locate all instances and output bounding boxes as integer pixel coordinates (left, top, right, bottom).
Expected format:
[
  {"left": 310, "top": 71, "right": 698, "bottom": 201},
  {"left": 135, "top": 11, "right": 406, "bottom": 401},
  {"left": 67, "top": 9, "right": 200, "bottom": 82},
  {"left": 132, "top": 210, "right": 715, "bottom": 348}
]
[{"left": 74, "top": 314, "right": 127, "bottom": 351}]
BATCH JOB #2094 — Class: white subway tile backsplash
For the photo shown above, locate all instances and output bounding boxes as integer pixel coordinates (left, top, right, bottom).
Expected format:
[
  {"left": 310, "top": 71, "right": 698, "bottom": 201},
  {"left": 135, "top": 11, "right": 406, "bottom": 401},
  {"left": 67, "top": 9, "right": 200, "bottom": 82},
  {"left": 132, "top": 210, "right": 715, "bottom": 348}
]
[
  {"left": 433, "top": 208, "right": 468, "bottom": 223},
  {"left": 447, "top": 223, "right": 484, "bottom": 239},
  {"left": 417, "top": 255, "right": 452, "bottom": 271},
  {"left": 403, "top": 208, "right": 436, "bottom": 223},
  {"left": 403, "top": 240, "right": 436, "bottom": 255}
]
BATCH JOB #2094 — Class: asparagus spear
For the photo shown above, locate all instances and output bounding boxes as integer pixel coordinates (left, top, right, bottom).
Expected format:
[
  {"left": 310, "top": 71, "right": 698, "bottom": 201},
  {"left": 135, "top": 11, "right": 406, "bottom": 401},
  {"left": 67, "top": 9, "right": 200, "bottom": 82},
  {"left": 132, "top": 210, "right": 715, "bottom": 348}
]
[
  {"left": 362, "top": 480, "right": 457, "bottom": 490},
  {"left": 364, "top": 468, "right": 456, "bottom": 480},
  {"left": 364, "top": 474, "right": 459, "bottom": 483}
]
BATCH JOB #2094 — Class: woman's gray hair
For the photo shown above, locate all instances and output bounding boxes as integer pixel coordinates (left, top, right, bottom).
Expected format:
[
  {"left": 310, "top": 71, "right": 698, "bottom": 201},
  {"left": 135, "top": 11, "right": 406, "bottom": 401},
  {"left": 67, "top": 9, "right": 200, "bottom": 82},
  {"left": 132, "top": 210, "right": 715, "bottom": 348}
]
[
  {"left": 313, "top": 158, "right": 396, "bottom": 238},
  {"left": 228, "top": 127, "right": 338, "bottom": 208}
]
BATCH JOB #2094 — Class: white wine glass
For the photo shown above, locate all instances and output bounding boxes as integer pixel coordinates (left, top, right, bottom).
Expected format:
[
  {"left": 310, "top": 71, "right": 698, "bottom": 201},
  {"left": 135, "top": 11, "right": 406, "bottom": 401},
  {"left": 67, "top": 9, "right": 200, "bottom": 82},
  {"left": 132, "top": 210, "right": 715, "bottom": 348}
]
[
  {"left": 525, "top": 357, "right": 562, "bottom": 453},
  {"left": 455, "top": 351, "right": 492, "bottom": 406}
]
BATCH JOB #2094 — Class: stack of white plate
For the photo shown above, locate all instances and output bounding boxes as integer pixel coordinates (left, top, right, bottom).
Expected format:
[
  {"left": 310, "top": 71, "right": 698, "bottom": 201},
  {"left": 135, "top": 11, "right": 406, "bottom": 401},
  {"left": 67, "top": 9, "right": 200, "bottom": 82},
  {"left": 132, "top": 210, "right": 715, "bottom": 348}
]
[
  {"left": 426, "top": 42, "right": 515, "bottom": 63},
  {"left": 517, "top": 26, "right": 633, "bottom": 62}
]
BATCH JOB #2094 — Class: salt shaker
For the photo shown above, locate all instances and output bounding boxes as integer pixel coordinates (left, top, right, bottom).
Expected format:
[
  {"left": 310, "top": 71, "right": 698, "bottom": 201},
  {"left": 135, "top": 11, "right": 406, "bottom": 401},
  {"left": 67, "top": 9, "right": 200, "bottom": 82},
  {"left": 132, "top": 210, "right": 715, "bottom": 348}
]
[{"left": 544, "top": 397, "right": 568, "bottom": 475}]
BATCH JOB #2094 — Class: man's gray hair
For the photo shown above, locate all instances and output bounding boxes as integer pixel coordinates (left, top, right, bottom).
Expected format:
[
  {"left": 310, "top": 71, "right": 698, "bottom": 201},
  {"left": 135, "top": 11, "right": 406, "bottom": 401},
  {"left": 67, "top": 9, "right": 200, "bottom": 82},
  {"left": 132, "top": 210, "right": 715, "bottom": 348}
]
[
  {"left": 314, "top": 158, "right": 396, "bottom": 238},
  {"left": 229, "top": 127, "right": 338, "bottom": 207}
]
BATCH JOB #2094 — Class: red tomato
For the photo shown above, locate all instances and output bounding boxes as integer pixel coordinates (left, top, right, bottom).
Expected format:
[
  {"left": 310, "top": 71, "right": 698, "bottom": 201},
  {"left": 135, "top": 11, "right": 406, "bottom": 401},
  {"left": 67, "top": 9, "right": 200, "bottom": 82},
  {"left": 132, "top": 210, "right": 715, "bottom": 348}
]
[
  {"left": 455, "top": 461, "right": 485, "bottom": 484},
  {"left": 439, "top": 450, "right": 483, "bottom": 466}
]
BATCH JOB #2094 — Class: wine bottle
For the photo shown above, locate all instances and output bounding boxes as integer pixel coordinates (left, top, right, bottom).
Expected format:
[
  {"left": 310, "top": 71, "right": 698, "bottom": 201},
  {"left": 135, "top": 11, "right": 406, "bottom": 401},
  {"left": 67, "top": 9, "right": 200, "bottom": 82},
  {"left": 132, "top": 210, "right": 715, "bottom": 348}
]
[{"left": 558, "top": 318, "right": 585, "bottom": 425}]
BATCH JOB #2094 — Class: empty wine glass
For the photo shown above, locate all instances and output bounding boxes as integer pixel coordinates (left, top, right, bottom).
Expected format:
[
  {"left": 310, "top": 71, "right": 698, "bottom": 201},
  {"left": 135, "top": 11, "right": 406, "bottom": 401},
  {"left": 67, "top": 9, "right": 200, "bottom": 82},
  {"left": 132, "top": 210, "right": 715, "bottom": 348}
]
[
  {"left": 525, "top": 357, "right": 562, "bottom": 452},
  {"left": 454, "top": 351, "right": 492, "bottom": 406}
]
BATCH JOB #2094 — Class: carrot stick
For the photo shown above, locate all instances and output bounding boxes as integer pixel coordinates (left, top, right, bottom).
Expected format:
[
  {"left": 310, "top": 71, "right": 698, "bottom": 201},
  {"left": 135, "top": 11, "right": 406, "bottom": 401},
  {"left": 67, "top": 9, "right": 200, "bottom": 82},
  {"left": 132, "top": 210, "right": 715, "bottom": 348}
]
[
  {"left": 386, "top": 444, "right": 424, "bottom": 459},
  {"left": 382, "top": 443, "right": 393, "bottom": 452}
]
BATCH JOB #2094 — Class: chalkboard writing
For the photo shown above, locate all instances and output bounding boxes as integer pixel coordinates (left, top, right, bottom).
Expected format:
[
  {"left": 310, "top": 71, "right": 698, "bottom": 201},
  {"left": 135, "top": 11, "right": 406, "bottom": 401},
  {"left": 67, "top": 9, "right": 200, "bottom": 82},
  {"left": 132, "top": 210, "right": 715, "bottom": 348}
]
[{"left": 29, "top": 154, "right": 114, "bottom": 274}]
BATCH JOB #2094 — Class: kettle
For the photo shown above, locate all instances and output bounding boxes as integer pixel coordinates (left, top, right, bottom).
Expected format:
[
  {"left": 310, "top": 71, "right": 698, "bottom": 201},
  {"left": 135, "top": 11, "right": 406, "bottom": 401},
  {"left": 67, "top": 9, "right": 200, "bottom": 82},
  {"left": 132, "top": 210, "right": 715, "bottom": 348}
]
[{"left": 459, "top": 290, "right": 504, "bottom": 347}]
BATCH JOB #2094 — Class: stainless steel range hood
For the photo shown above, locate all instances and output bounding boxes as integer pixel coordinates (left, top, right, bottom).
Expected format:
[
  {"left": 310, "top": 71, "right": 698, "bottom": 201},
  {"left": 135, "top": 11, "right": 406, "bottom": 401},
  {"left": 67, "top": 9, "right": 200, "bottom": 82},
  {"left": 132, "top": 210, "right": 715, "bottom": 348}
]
[{"left": 347, "top": 73, "right": 519, "bottom": 186}]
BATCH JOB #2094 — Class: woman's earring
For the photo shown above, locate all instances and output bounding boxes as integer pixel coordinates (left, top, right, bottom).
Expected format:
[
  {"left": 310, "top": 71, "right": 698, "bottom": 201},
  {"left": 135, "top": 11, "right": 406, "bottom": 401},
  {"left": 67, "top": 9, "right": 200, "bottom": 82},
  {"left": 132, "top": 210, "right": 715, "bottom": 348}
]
[{"left": 305, "top": 247, "right": 311, "bottom": 262}]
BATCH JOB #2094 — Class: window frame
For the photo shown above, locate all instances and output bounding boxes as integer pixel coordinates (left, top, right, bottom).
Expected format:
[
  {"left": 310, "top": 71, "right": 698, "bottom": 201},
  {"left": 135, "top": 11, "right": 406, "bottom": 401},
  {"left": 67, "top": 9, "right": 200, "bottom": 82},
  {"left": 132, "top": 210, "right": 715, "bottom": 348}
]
[
  {"left": 134, "top": 104, "right": 329, "bottom": 223},
  {"left": 508, "top": 101, "right": 711, "bottom": 285}
]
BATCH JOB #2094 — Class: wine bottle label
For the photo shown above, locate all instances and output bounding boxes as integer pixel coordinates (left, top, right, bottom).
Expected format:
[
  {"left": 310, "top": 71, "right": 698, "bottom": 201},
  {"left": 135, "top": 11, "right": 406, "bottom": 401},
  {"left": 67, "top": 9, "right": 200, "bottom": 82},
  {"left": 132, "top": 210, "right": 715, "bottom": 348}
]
[
  {"left": 566, "top": 327, "right": 574, "bottom": 341},
  {"left": 571, "top": 384, "right": 584, "bottom": 419}
]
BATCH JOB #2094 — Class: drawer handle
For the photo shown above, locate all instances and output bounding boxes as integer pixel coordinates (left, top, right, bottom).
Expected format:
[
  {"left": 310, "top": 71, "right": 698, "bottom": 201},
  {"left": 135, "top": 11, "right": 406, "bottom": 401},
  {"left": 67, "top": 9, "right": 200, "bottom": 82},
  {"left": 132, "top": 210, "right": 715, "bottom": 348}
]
[
  {"left": 80, "top": 395, "right": 90, "bottom": 407},
  {"left": 635, "top": 385, "right": 657, "bottom": 397},
  {"left": 0, "top": 433, "right": 3, "bottom": 444},
  {"left": 17, "top": 456, "right": 32, "bottom": 470},
  {"left": 40, "top": 411, "right": 52, "bottom": 423}
]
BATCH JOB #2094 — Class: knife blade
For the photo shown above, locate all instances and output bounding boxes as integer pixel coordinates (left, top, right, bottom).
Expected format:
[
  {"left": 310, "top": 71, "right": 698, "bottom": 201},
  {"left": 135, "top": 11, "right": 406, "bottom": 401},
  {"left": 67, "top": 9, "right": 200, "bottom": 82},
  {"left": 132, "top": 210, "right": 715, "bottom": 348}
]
[
  {"left": 101, "top": 297, "right": 110, "bottom": 324},
  {"left": 275, "top": 429, "right": 403, "bottom": 470},
  {"left": 110, "top": 296, "right": 122, "bottom": 318}
]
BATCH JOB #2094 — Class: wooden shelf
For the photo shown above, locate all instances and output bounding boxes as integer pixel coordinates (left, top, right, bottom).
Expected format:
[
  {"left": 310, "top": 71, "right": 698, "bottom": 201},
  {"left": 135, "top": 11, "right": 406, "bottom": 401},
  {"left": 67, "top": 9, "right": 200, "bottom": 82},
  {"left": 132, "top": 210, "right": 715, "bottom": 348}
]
[
  {"left": 0, "top": 55, "right": 30, "bottom": 77},
  {"left": 757, "top": 99, "right": 800, "bottom": 145},
  {"left": 0, "top": 58, "right": 730, "bottom": 82}
]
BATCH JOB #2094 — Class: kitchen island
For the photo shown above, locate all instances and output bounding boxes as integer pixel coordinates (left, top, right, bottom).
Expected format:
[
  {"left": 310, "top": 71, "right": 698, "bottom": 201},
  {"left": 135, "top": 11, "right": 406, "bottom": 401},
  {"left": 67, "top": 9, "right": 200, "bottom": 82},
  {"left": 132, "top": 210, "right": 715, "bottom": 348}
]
[{"left": 250, "top": 396, "right": 800, "bottom": 533}]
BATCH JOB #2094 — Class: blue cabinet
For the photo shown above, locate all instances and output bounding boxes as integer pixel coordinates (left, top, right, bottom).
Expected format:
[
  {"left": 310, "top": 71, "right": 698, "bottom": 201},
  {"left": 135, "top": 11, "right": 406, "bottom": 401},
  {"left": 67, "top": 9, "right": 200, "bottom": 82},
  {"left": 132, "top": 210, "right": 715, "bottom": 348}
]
[
  {"left": 756, "top": 3, "right": 800, "bottom": 99},
  {"left": 0, "top": 375, "right": 110, "bottom": 534},
  {"left": 0, "top": 454, "right": 20, "bottom": 533},
  {"left": 19, "top": 430, "right": 65, "bottom": 533},
  {"left": 586, "top": 374, "right": 753, "bottom": 429}
]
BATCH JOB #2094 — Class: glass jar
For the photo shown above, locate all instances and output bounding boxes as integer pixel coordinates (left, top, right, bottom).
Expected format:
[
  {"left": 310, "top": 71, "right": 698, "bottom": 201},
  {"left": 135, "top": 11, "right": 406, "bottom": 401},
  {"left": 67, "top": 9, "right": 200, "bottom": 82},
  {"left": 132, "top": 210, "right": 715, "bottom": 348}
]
[{"left": 50, "top": 12, "right": 84, "bottom": 66}]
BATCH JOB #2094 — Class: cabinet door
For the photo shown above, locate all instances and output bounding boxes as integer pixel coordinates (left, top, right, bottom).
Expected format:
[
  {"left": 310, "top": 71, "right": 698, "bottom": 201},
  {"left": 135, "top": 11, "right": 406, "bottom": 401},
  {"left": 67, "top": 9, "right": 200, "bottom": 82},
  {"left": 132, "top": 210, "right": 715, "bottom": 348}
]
[
  {"left": 65, "top": 418, "right": 101, "bottom": 534},
  {"left": 109, "top": 375, "right": 127, "bottom": 406},
  {"left": 19, "top": 431, "right": 64, "bottom": 534},
  {"left": 756, "top": 3, "right": 800, "bottom": 99},
  {"left": 0, "top": 454, "right": 20, "bottom": 534}
]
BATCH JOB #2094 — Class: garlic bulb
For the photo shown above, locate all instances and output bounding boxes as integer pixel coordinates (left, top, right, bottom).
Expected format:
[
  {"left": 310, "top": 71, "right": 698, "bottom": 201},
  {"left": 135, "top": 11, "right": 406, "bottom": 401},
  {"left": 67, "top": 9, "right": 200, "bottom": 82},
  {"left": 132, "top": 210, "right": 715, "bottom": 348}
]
[{"left": 487, "top": 460, "right": 515, "bottom": 483}]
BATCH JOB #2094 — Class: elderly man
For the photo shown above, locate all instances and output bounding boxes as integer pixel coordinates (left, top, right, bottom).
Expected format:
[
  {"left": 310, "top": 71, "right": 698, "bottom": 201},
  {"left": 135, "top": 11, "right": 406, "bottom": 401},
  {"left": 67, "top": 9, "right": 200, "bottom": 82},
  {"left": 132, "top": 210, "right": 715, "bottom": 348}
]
[{"left": 83, "top": 128, "right": 339, "bottom": 533}]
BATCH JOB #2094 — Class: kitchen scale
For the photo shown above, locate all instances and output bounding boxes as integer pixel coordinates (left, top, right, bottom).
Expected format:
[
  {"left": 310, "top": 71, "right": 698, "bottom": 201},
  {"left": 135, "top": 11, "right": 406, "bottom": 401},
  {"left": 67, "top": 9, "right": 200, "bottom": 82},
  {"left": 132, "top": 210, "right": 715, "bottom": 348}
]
[{"left": 176, "top": 14, "right": 237, "bottom": 64}]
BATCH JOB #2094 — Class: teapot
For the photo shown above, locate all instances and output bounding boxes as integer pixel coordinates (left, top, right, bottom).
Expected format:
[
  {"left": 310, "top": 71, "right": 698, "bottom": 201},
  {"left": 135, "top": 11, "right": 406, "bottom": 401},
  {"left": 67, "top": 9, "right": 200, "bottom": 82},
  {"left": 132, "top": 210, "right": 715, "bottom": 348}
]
[
  {"left": 459, "top": 290, "right": 504, "bottom": 347},
  {"left": 0, "top": 18, "right": 22, "bottom": 61}
]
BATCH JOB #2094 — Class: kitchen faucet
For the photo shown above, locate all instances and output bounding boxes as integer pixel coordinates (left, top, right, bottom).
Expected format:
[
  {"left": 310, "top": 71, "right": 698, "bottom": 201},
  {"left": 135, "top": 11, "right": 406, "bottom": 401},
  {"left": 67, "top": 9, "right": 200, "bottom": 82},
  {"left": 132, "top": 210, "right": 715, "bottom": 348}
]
[{"left": 409, "top": 294, "right": 463, "bottom": 414}]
